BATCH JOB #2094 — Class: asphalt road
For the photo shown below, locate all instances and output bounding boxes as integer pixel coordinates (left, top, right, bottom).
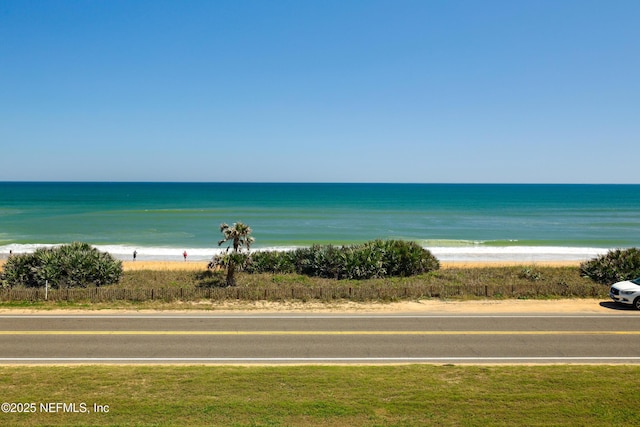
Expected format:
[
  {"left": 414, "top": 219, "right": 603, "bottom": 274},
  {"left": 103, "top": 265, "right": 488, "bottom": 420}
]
[{"left": 1, "top": 313, "right": 639, "bottom": 364}]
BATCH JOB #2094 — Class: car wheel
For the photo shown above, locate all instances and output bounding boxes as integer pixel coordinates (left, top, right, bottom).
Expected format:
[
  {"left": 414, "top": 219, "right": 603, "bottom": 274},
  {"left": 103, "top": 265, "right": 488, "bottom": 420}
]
[{"left": 634, "top": 297, "right": 640, "bottom": 310}]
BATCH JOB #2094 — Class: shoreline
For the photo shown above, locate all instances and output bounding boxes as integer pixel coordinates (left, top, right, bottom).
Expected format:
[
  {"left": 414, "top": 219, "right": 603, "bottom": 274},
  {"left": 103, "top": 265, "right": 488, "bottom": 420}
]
[{"left": 0, "top": 243, "right": 609, "bottom": 265}]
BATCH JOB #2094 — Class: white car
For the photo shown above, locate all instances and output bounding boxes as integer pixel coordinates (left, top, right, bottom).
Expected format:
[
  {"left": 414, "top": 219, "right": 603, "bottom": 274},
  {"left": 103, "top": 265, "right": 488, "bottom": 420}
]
[{"left": 610, "top": 277, "right": 640, "bottom": 310}]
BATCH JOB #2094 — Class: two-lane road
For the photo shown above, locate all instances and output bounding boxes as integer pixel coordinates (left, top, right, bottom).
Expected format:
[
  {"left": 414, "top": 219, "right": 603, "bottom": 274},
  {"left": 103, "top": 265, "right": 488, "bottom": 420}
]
[{"left": 1, "top": 313, "right": 639, "bottom": 364}]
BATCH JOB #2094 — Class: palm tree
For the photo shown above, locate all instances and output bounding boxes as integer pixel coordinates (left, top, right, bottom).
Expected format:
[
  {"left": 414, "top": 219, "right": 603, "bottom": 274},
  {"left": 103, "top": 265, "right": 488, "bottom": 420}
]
[
  {"left": 219, "top": 222, "right": 254, "bottom": 253},
  {"left": 217, "top": 222, "right": 254, "bottom": 286}
]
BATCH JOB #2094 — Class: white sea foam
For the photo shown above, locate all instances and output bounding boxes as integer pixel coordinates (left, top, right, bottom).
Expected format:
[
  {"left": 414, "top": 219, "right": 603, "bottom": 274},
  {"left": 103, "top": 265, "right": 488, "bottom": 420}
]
[
  {"left": 428, "top": 246, "right": 609, "bottom": 262},
  {"left": 0, "top": 244, "right": 304, "bottom": 262},
  {"left": 0, "top": 243, "right": 611, "bottom": 262},
  {"left": 0, "top": 244, "right": 220, "bottom": 261}
]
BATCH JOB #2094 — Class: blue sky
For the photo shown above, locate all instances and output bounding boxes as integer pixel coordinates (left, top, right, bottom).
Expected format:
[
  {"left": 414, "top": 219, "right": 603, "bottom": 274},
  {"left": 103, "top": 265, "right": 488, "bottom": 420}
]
[{"left": 1, "top": 0, "right": 638, "bottom": 183}]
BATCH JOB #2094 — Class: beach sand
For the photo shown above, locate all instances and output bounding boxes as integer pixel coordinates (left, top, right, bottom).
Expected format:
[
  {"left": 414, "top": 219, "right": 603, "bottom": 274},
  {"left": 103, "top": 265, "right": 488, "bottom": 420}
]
[
  {"left": 0, "top": 259, "right": 582, "bottom": 272},
  {"left": 121, "top": 260, "right": 581, "bottom": 271},
  {"left": 0, "top": 260, "right": 211, "bottom": 272},
  {"left": 122, "top": 260, "right": 210, "bottom": 271}
]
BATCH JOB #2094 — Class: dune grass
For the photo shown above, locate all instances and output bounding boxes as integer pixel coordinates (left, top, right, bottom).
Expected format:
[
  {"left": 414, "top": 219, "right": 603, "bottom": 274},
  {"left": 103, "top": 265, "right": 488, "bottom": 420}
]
[
  {"left": 115, "top": 265, "right": 595, "bottom": 291},
  {"left": 0, "top": 266, "right": 608, "bottom": 309},
  {"left": 0, "top": 365, "right": 638, "bottom": 426}
]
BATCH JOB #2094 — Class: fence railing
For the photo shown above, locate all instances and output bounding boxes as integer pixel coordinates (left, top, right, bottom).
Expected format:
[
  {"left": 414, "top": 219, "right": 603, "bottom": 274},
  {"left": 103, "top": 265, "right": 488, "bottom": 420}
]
[{"left": 0, "top": 282, "right": 608, "bottom": 303}]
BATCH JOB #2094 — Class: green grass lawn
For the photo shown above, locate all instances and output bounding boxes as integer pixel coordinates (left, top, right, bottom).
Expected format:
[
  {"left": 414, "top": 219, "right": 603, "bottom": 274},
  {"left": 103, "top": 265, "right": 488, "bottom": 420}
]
[{"left": 0, "top": 365, "right": 638, "bottom": 426}]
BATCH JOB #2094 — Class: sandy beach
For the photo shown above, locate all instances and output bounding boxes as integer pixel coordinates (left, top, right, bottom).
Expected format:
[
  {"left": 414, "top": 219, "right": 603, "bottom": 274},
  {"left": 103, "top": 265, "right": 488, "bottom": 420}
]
[
  {"left": 122, "top": 260, "right": 581, "bottom": 271},
  {"left": 121, "top": 260, "right": 211, "bottom": 271},
  {"left": 0, "top": 259, "right": 582, "bottom": 272}
]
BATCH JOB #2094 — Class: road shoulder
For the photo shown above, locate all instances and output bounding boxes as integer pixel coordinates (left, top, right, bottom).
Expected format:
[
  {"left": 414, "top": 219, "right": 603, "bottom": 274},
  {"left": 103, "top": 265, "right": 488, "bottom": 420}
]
[{"left": 0, "top": 298, "right": 635, "bottom": 315}]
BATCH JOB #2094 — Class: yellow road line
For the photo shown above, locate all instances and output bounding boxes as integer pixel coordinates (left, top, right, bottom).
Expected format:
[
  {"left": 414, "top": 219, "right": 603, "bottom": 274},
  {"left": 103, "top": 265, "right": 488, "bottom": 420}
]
[{"left": 0, "top": 330, "right": 638, "bottom": 335}]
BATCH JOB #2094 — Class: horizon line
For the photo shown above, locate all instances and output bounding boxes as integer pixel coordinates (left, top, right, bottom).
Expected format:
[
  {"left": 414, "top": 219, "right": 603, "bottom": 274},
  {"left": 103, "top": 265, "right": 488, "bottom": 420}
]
[{"left": 1, "top": 180, "right": 639, "bottom": 186}]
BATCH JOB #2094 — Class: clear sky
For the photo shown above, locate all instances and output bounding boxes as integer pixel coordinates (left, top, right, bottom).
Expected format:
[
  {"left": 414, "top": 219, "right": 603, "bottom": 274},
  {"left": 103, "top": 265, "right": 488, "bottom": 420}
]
[{"left": 1, "top": 0, "right": 638, "bottom": 183}]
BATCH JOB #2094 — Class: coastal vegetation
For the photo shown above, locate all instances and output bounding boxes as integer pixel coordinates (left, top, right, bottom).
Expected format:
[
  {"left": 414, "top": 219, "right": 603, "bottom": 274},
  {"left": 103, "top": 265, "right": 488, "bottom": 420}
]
[
  {"left": 210, "top": 222, "right": 254, "bottom": 286},
  {"left": 4, "top": 240, "right": 639, "bottom": 304},
  {"left": 245, "top": 239, "right": 440, "bottom": 279},
  {"left": 208, "top": 224, "right": 440, "bottom": 284},
  {"left": 580, "top": 247, "right": 640, "bottom": 284},
  {"left": 1, "top": 242, "right": 122, "bottom": 289},
  {"left": 0, "top": 265, "right": 609, "bottom": 306}
]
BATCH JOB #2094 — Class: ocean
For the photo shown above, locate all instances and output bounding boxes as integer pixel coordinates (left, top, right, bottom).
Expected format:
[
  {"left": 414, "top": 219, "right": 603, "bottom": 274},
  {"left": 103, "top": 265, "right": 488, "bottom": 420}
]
[{"left": 1, "top": 182, "right": 639, "bottom": 262}]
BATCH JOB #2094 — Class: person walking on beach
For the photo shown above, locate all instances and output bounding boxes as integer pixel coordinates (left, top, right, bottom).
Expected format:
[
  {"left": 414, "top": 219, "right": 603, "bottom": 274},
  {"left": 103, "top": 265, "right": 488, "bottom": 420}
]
[
  {"left": 133, "top": 250, "right": 137, "bottom": 261},
  {"left": 183, "top": 250, "right": 187, "bottom": 261}
]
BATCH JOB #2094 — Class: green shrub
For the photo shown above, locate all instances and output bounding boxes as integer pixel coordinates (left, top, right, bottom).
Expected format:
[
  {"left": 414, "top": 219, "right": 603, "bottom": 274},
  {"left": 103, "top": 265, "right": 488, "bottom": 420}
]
[
  {"left": 247, "top": 250, "right": 296, "bottom": 274},
  {"left": 245, "top": 239, "right": 439, "bottom": 280},
  {"left": 377, "top": 239, "right": 440, "bottom": 277},
  {"left": 580, "top": 248, "right": 640, "bottom": 284},
  {"left": 1, "top": 242, "right": 123, "bottom": 288}
]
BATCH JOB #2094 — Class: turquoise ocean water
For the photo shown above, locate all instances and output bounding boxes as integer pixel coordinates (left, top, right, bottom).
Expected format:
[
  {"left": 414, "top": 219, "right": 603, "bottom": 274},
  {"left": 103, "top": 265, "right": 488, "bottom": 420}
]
[{"left": 1, "top": 182, "right": 639, "bottom": 262}]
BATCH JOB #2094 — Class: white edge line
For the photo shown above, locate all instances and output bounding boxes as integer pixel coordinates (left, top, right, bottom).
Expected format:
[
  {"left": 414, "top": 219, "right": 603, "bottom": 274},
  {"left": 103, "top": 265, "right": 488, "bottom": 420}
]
[{"left": 1, "top": 357, "right": 640, "bottom": 362}]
